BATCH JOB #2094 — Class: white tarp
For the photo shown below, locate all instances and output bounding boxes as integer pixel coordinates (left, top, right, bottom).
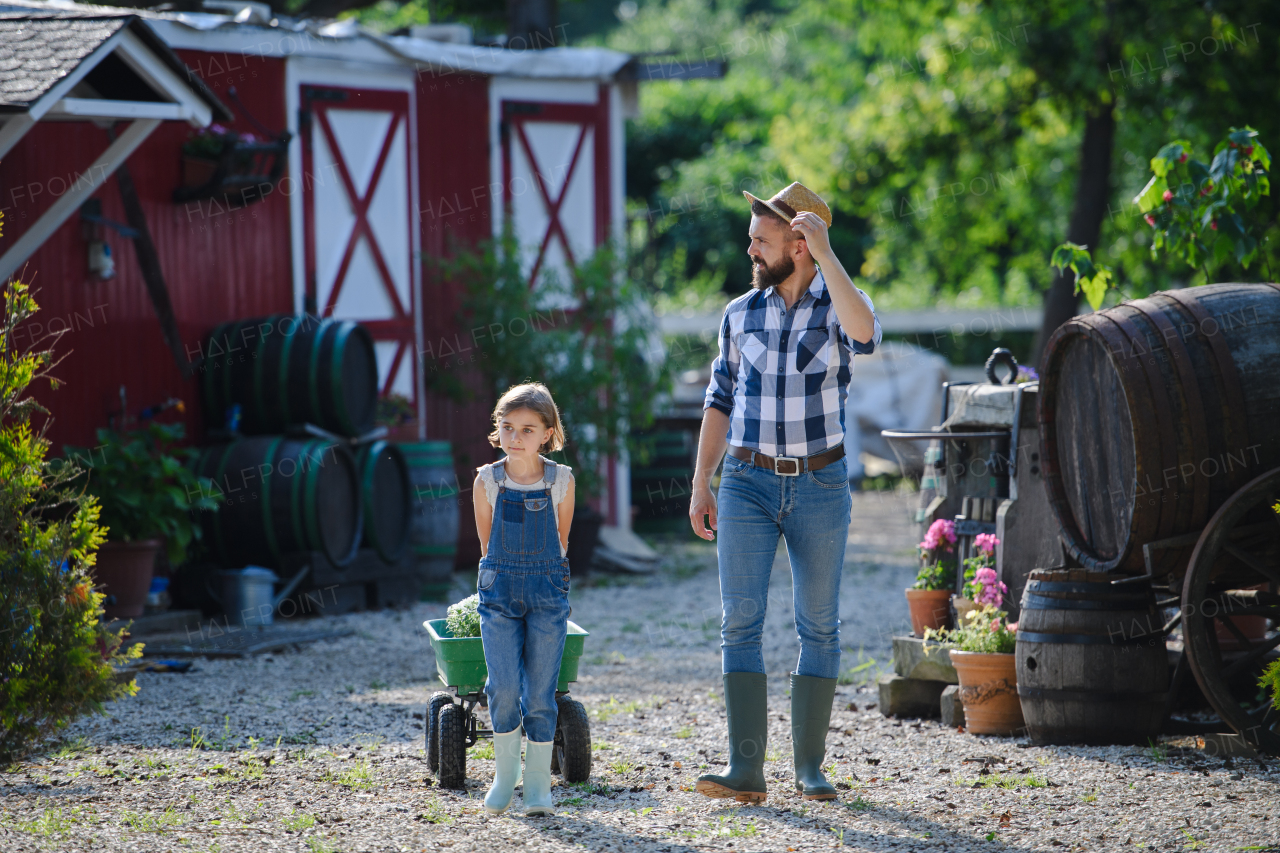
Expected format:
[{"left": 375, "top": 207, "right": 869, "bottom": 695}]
[{"left": 844, "top": 341, "right": 949, "bottom": 478}]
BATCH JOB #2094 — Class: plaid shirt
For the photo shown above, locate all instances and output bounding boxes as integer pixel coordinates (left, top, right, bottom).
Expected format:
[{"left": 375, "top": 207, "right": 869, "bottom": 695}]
[{"left": 704, "top": 271, "right": 882, "bottom": 458}]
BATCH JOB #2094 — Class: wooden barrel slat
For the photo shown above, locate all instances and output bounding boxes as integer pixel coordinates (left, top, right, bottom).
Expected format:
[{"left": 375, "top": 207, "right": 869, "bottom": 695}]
[
  {"left": 357, "top": 440, "right": 412, "bottom": 564},
  {"left": 195, "top": 437, "right": 362, "bottom": 569},
  {"left": 402, "top": 441, "right": 460, "bottom": 592},
  {"left": 1039, "top": 283, "right": 1280, "bottom": 573},
  {"left": 1016, "top": 569, "right": 1168, "bottom": 745},
  {"left": 202, "top": 315, "right": 378, "bottom": 438}
]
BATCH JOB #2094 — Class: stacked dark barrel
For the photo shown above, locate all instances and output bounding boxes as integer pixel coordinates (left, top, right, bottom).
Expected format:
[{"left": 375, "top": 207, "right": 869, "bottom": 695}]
[{"left": 195, "top": 315, "right": 410, "bottom": 571}]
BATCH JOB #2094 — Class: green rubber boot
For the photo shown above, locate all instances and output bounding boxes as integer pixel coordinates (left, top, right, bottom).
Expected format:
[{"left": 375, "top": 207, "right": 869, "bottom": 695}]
[
  {"left": 791, "top": 673, "right": 838, "bottom": 800},
  {"left": 696, "top": 672, "right": 768, "bottom": 803}
]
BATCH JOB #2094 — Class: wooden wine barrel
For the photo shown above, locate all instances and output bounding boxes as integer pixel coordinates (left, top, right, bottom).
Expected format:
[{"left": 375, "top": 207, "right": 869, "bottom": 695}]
[
  {"left": 1015, "top": 570, "right": 1168, "bottom": 745},
  {"left": 202, "top": 315, "right": 378, "bottom": 437},
  {"left": 194, "top": 437, "right": 362, "bottom": 569},
  {"left": 401, "top": 441, "right": 460, "bottom": 597},
  {"left": 356, "top": 440, "right": 411, "bottom": 564},
  {"left": 1039, "top": 283, "right": 1280, "bottom": 573}
]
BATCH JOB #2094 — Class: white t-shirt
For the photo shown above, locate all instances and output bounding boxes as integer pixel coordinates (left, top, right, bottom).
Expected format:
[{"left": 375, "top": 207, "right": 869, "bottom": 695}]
[{"left": 477, "top": 461, "right": 574, "bottom": 557}]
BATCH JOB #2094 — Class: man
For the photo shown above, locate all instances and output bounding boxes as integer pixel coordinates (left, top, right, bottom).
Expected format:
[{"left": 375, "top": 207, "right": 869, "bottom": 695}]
[{"left": 689, "top": 182, "right": 881, "bottom": 803}]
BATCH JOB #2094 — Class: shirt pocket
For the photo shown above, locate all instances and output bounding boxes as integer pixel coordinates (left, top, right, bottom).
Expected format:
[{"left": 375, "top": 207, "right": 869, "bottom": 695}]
[{"left": 796, "top": 328, "right": 833, "bottom": 374}]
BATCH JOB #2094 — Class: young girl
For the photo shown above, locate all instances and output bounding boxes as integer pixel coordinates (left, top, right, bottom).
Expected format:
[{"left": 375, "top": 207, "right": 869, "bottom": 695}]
[{"left": 472, "top": 382, "right": 575, "bottom": 816}]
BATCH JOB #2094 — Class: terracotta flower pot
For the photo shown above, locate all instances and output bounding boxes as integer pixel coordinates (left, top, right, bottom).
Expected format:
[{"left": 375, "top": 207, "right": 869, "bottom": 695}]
[
  {"left": 93, "top": 540, "right": 161, "bottom": 619},
  {"left": 905, "top": 588, "right": 952, "bottom": 638},
  {"left": 949, "top": 650, "right": 1024, "bottom": 735}
]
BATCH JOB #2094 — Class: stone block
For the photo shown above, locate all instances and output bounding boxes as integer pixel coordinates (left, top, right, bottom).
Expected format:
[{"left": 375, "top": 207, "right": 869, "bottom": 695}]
[
  {"left": 892, "top": 635, "right": 959, "bottom": 683},
  {"left": 877, "top": 673, "right": 945, "bottom": 719},
  {"left": 940, "top": 685, "right": 966, "bottom": 728}
]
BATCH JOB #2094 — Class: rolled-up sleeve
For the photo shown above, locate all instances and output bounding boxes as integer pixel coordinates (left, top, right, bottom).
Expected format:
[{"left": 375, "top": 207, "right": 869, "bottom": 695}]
[
  {"left": 704, "top": 309, "right": 737, "bottom": 415},
  {"left": 837, "top": 286, "right": 883, "bottom": 355}
]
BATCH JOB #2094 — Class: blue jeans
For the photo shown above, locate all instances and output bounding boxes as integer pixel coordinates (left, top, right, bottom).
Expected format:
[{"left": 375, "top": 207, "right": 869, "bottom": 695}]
[
  {"left": 715, "top": 454, "right": 851, "bottom": 679},
  {"left": 478, "top": 566, "right": 571, "bottom": 742}
]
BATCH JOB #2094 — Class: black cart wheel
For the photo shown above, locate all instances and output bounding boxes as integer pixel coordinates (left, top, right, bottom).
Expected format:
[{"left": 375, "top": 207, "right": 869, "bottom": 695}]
[
  {"left": 1182, "top": 466, "right": 1280, "bottom": 757},
  {"left": 437, "top": 702, "right": 469, "bottom": 789},
  {"left": 554, "top": 695, "right": 592, "bottom": 783},
  {"left": 425, "top": 692, "right": 453, "bottom": 775}
]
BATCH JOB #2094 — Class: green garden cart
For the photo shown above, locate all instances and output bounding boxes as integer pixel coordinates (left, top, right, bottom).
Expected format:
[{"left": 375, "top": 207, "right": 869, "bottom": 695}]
[{"left": 422, "top": 619, "right": 592, "bottom": 789}]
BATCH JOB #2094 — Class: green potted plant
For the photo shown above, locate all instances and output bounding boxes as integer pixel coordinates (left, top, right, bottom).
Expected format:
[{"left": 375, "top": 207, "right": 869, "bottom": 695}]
[
  {"left": 926, "top": 605, "right": 1021, "bottom": 735},
  {"left": 907, "top": 518, "right": 956, "bottom": 637},
  {"left": 0, "top": 281, "right": 141, "bottom": 761},
  {"left": 64, "top": 421, "right": 219, "bottom": 619}
]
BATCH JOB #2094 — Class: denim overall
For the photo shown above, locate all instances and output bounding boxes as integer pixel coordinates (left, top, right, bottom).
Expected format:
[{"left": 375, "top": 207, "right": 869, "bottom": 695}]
[{"left": 477, "top": 457, "right": 571, "bottom": 743}]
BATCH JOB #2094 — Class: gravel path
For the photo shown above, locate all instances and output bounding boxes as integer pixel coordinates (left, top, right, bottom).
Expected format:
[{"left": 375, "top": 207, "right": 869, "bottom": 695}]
[{"left": 3, "top": 489, "right": 1278, "bottom": 852}]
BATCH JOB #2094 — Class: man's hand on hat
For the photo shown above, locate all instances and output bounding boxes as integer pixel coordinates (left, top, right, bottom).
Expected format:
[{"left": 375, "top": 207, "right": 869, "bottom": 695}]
[{"left": 790, "top": 211, "right": 833, "bottom": 259}]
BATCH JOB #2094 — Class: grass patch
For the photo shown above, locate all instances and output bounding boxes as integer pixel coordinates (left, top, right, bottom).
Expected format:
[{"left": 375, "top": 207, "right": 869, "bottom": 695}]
[
  {"left": 680, "top": 815, "right": 758, "bottom": 839},
  {"left": 47, "top": 737, "right": 91, "bottom": 761},
  {"left": 283, "top": 811, "right": 317, "bottom": 831},
  {"left": 591, "top": 741, "right": 614, "bottom": 752},
  {"left": 289, "top": 690, "right": 315, "bottom": 701},
  {"left": 959, "top": 772, "right": 1048, "bottom": 790},
  {"left": 322, "top": 759, "right": 376, "bottom": 791},
  {"left": 418, "top": 798, "right": 452, "bottom": 825},
  {"left": 560, "top": 796, "right": 585, "bottom": 806},
  {"left": 571, "top": 780, "right": 619, "bottom": 798},
  {"left": 608, "top": 758, "right": 636, "bottom": 774},
  {"left": 468, "top": 741, "right": 495, "bottom": 760},
  {"left": 1147, "top": 739, "right": 1168, "bottom": 763},
  {"left": 307, "top": 837, "right": 338, "bottom": 853},
  {"left": 675, "top": 726, "right": 694, "bottom": 739},
  {"left": 120, "top": 807, "right": 182, "bottom": 832},
  {"left": 8, "top": 806, "right": 85, "bottom": 836},
  {"left": 838, "top": 648, "right": 882, "bottom": 687},
  {"left": 846, "top": 795, "right": 873, "bottom": 812},
  {"left": 591, "top": 695, "right": 650, "bottom": 722}
]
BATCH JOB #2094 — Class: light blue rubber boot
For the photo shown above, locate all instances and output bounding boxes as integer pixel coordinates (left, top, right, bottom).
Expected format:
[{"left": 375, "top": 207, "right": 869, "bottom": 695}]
[
  {"left": 483, "top": 727, "right": 523, "bottom": 815},
  {"left": 522, "top": 740, "right": 555, "bottom": 816}
]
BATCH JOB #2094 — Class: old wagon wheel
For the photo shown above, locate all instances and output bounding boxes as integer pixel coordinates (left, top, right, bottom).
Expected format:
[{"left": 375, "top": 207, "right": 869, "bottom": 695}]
[{"left": 1182, "top": 465, "right": 1280, "bottom": 757}]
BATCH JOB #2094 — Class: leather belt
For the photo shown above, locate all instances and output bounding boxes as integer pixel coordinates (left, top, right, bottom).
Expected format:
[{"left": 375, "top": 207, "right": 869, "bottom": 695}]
[{"left": 727, "top": 444, "right": 845, "bottom": 476}]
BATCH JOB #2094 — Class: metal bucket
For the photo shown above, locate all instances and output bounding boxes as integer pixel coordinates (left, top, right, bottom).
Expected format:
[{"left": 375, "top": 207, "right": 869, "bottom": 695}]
[{"left": 216, "top": 566, "right": 281, "bottom": 627}]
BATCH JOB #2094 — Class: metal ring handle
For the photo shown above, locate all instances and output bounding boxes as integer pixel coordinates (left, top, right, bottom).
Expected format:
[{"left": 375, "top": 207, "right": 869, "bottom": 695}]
[{"left": 984, "top": 347, "right": 1019, "bottom": 385}]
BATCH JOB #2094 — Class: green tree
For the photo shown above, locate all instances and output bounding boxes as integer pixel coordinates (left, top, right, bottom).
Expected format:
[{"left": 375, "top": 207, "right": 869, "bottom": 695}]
[{"left": 0, "top": 282, "right": 140, "bottom": 763}]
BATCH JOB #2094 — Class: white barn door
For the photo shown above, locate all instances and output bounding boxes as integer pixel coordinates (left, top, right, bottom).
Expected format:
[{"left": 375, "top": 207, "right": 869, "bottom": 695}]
[{"left": 300, "top": 84, "right": 417, "bottom": 404}]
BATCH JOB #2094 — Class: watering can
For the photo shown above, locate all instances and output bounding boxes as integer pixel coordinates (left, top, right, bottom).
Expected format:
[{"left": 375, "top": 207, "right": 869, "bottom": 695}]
[{"left": 207, "top": 565, "right": 311, "bottom": 627}]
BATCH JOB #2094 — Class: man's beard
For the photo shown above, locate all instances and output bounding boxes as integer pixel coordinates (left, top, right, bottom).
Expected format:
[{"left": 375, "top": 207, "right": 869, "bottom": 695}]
[{"left": 751, "top": 253, "right": 796, "bottom": 291}]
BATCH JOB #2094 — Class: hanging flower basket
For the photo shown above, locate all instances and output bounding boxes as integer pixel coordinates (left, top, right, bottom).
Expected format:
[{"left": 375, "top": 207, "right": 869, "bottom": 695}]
[{"left": 173, "top": 124, "right": 290, "bottom": 208}]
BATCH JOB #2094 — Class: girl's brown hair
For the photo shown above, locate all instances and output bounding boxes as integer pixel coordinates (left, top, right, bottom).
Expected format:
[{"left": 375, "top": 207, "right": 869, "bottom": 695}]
[{"left": 487, "top": 382, "right": 566, "bottom": 453}]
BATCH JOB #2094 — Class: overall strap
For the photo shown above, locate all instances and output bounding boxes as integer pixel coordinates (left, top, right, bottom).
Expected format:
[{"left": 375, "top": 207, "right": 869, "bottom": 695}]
[
  {"left": 541, "top": 457, "right": 558, "bottom": 485},
  {"left": 490, "top": 458, "right": 507, "bottom": 491}
]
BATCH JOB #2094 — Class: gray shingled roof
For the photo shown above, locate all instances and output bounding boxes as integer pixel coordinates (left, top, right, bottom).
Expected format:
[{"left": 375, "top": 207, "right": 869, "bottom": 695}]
[
  {"left": 0, "top": 13, "right": 130, "bottom": 108},
  {"left": 0, "top": 11, "right": 230, "bottom": 117}
]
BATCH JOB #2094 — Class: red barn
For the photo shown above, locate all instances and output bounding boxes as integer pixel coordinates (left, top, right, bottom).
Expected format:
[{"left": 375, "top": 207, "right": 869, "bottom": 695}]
[{"left": 0, "top": 2, "right": 635, "bottom": 565}]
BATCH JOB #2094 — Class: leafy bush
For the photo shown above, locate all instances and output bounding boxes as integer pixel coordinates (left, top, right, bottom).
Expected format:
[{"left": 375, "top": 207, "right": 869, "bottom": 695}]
[
  {"left": 0, "top": 282, "right": 141, "bottom": 763},
  {"left": 1261, "top": 660, "right": 1280, "bottom": 712},
  {"left": 445, "top": 594, "right": 481, "bottom": 638},
  {"left": 64, "top": 422, "right": 219, "bottom": 565}
]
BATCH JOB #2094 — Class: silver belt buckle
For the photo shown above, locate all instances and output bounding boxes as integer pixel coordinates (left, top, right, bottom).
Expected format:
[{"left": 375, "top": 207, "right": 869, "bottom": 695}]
[{"left": 774, "top": 456, "right": 801, "bottom": 476}]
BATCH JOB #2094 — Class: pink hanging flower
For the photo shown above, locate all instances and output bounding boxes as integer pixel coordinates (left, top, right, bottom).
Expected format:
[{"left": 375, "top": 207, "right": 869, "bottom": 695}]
[
  {"left": 919, "top": 519, "right": 957, "bottom": 555},
  {"left": 974, "top": 533, "right": 1000, "bottom": 556}
]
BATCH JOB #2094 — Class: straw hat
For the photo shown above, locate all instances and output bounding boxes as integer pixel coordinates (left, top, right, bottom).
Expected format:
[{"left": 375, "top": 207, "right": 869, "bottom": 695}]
[{"left": 743, "top": 181, "right": 832, "bottom": 228}]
